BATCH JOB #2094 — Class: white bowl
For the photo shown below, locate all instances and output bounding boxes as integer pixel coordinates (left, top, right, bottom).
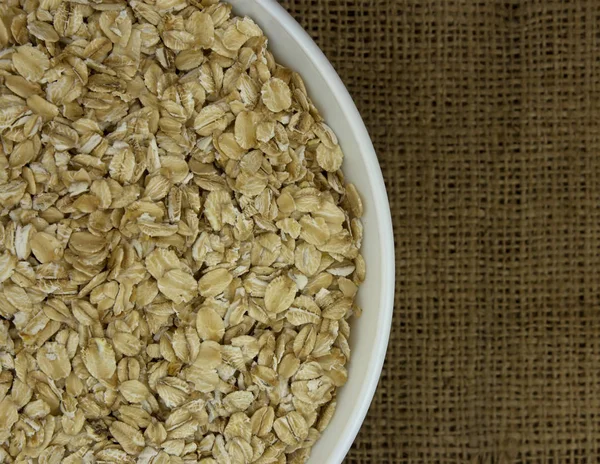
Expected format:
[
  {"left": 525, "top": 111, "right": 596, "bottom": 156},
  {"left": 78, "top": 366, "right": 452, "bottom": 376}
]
[{"left": 227, "top": 1, "right": 395, "bottom": 462}]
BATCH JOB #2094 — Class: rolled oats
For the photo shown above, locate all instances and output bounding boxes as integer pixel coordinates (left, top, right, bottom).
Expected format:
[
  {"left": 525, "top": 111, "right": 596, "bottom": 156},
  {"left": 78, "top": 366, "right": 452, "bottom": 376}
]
[{"left": 0, "top": 0, "right": 365, "bottom": 462}]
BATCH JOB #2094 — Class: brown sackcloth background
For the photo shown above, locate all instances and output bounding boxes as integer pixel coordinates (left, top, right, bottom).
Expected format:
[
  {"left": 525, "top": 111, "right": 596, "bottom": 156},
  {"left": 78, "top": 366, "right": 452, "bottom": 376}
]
[{"left": 278, "top": 1, "right": 600, "bottom": 462}]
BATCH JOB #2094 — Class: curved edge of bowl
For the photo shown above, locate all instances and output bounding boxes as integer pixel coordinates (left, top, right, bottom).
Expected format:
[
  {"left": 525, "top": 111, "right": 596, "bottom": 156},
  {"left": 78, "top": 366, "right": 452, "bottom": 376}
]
[{"left": 252, "top": 1, "right": 396, "bottom": 462}]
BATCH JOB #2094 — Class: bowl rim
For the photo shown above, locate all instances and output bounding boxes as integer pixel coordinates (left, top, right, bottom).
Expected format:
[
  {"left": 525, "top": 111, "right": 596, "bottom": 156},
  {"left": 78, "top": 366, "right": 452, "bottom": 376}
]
[{"left": 253, "top": 1, "right": 396, "bottom": 462}]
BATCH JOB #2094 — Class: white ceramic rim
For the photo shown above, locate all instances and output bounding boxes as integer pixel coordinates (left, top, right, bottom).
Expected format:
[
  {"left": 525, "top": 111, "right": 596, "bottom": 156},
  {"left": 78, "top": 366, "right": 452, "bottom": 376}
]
[{"left": 248, "top": 1, "right": 396, "bottom": 462}]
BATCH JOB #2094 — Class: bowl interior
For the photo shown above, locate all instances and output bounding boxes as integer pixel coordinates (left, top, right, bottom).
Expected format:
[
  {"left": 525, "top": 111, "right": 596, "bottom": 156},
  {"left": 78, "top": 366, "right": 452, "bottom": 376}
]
[{"left": 225, "top": 1, "right": 395, "bottom": 462}]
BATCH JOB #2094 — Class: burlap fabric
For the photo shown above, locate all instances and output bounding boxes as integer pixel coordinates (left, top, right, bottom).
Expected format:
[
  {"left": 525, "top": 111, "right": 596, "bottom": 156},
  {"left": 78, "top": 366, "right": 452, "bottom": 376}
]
[{"left": 278, "top": 1, "right": 600, "bottom": 462}]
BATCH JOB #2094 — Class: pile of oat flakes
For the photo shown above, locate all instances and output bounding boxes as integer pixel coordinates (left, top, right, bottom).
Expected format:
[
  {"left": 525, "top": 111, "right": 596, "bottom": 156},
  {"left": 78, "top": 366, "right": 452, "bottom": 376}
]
[{"left": 0, "top": 0, "right": 365, "bottom": 462}]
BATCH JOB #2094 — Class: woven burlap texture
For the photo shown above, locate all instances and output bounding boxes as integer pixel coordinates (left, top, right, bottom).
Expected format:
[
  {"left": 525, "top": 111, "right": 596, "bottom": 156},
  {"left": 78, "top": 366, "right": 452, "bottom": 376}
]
[{"left": 279, "top": 1, "right": 600, "bottom": 463}]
